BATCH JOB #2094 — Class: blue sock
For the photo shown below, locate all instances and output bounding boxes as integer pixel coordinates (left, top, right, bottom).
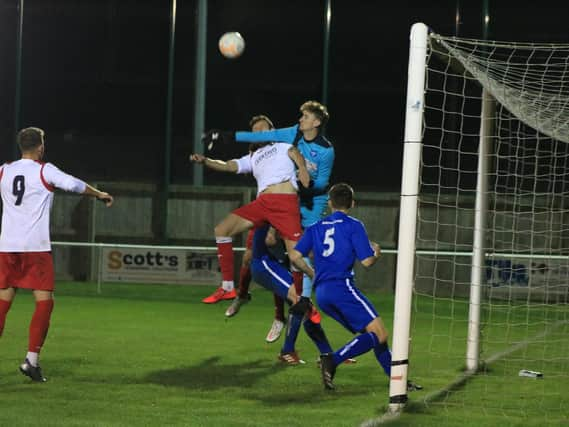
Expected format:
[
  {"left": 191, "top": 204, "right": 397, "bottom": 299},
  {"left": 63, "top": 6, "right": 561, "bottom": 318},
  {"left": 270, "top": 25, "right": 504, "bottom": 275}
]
[
  {"left": 374, "top": 341, "right": 392, "bottom": 376},
  {"left": 333, "top": 332, "right": 379, "bottom": 366},
  {"left": 301, "top": 257, "right": 313, "bottom": 298},
  {"left": 281, "top": 311, "right": 303, "bottom": 353},
  {"left": 303, "top": 319, "right": 333, "bottom": 354}
]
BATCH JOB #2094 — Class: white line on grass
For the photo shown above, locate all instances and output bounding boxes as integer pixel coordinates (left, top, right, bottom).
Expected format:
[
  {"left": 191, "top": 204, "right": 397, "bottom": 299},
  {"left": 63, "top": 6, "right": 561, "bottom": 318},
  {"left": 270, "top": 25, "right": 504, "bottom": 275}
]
[{"left": 361, "top": 319, "right": 569, "bottom": 426}]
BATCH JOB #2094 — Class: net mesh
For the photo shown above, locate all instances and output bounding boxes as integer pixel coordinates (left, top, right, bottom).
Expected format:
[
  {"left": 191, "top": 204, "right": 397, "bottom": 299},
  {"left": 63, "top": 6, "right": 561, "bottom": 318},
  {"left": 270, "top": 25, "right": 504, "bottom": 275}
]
[{"left": 410, "top": 32, "right": 569, "bottom": 421}]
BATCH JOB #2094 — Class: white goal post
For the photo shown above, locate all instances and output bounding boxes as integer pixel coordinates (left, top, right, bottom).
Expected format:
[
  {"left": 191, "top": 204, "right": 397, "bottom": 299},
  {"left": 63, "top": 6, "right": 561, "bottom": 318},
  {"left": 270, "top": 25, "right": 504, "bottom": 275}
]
[
  {"left": 389, "top": 22, "right": 569, "bottom": 417},
  {"left": 389, "top": 22, "right": 428, "bottom": 408}
]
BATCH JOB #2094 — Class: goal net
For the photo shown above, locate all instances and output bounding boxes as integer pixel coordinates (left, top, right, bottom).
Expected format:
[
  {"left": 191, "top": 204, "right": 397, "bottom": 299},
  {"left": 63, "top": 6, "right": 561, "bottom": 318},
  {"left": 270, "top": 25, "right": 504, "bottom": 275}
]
[{"left": 389, "top": 23, "right": 569, "bottom": 422}]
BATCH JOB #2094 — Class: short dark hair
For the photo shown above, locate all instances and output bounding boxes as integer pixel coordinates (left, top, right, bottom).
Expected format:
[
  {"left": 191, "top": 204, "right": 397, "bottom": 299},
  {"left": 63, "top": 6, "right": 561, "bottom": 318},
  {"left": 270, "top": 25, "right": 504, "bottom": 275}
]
[
  {"left": 300, "top": 100, "right": 329, "bottom": 128},
  {"left": 249, "top": 114, "right": 274, "bottom": 129},
  {"left": 17, "top": 127, "right": 45, "bottom": 152},
  {"left": 248, "top": 115, "right": 274, "bottom": 153},
  {"left": 329, "top": 183, "right": 354, "bottom": 210}
]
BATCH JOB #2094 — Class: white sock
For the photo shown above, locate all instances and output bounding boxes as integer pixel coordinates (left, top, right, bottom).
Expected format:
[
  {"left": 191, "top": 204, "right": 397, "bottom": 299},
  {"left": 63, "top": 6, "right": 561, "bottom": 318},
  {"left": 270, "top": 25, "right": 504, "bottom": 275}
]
[
  {"left": 215, "top": 236, "right": 233, "bottom": 244},
  {"left": 26, "top": 352, "right": 39, "bottom": 367},
  {"left": 222, "top": 281, "right": 234, "bottom": 292}
]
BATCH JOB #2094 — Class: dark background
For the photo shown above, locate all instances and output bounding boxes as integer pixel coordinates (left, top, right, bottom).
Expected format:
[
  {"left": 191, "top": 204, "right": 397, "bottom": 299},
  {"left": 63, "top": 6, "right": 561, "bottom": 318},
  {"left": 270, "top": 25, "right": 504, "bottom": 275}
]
[{"left": 1, "top": 0, "right": 568, "bottom": 191}]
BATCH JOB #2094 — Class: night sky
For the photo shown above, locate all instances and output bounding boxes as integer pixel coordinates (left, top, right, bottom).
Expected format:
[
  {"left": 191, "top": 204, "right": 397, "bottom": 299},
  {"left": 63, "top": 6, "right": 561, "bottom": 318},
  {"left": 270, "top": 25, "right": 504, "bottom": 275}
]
[{"left": 1, "top": 0, "right": 568, "bottom": 191}]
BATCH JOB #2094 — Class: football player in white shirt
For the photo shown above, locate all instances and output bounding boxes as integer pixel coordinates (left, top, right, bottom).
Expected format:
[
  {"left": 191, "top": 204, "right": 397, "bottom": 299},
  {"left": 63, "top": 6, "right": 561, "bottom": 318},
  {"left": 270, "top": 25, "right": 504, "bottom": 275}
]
[
  {"left": 197, "top": 115, "right": 275, "bottom": 305},
  {"left": 0, "top": 127, "right": 114, "bottom": 382},
  {"left": 190, "top": 121, "right": 311, "bottom": 314}
]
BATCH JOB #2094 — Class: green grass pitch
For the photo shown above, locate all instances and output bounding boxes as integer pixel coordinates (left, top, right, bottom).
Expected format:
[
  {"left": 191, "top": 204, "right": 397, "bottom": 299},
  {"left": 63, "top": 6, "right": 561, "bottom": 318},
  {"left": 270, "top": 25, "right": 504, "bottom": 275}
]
[{"left": 0, "top": 282, "right": 567, "bottom": 426}]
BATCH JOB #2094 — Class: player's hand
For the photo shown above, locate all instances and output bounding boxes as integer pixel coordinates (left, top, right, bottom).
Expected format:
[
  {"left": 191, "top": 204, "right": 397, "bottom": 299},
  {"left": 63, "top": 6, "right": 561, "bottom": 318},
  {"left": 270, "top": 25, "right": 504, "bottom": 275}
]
[
  {"left": 202, "top": 129, "right": 220, "bottom": 151},
  {"left": 298, "top": 179, "right": 315, "bottom": 210},
  {"left": 97, "top": 192, "right": 114, "bottom": 207},
  {"left": 202, "top": 129, "right": 235, "bottom": 151},
  {"left": 370, "top": 241, "right": 381, "bottom": 258},
  {"left": 189, "top": 153, "right": 206, "bottom": 163}
]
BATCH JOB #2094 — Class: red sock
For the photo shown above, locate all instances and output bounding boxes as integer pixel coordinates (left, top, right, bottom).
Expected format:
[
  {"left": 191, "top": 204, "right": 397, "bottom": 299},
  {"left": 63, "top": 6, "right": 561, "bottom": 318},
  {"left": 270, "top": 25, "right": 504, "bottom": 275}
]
[
  {"left": 274, "top": 294, "right": 285, "bottom": 321},
  {"left": 237, "top": 266, "right": 252, "bottom": 298},
  {"left": 216, "top": 239, "right": 234, "bottom": 282},
  {"left": 292, "top": 271, "right": 303, "bottom": 295},
  {"left": 0, "top": 299, "right": 12, "bottom": 336},
  {"left": 29, "top": 299, "right": 54, "bottom": 353}
]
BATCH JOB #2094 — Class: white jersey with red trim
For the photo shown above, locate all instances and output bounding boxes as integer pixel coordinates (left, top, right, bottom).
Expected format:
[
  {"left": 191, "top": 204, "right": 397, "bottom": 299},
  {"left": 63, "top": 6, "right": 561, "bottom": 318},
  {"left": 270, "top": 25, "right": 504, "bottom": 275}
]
[
  {"left": 0, "top": 159, "right": 87, "bottom": 252},
  {"left": 233, "top": 143, "right": 298, "bottom": 194}
]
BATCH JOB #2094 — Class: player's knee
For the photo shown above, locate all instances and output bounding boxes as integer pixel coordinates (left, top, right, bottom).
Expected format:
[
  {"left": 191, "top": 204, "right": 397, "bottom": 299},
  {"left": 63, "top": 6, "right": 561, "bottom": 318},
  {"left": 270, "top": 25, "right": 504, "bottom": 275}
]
[
  {"left": 0, "top": 288, "right": 15, "bottom": 301},
  {"left": 367, "top": 320, "right": 389, "bottom": 343},
  {"left": 214, "top": 215, "right": 238, "bottom": 237},
  {"left": 375, "top": 329, "right": 389, "bottom": 344},
  {"left": 33, "top": 290, "right": 54, "bottom": 302},
  {"left": 214, "top": 223, "right": 232, "bottom": 237}
]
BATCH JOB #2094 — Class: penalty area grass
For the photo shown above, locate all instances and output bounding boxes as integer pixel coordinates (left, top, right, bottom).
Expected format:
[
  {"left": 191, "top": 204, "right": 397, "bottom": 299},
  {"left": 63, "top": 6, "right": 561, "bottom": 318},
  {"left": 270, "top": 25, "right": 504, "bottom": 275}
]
[
  {"left": 0, "top": 282, "right": 396, "bottom": 427},
  {"left": 2, "top": 282, "right": 566, "bottom": 426}
]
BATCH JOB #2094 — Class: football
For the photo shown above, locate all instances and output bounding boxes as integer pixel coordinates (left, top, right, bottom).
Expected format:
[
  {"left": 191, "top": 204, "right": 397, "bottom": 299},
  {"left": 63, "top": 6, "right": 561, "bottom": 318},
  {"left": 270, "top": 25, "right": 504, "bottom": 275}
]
[{"left": 218, "top": 32, "right": 245, "bottom": 59}]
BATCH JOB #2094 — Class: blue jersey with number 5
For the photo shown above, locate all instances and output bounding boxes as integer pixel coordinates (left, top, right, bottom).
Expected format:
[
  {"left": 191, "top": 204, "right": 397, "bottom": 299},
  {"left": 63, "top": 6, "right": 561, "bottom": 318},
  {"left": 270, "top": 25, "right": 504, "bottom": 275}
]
[{"left": 294, "top": 211, "right": 375, "bottom": 285}]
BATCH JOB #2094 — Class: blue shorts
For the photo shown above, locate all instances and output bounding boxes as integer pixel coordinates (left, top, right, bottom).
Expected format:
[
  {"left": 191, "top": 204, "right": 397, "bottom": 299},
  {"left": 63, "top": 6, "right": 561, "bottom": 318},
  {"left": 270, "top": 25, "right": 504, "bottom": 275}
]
[
  {"left": 315, "top": 279, "right": 378, "bottom": 334},
  {"left": 300, "top": 197, "right": 328, "bottom": 228},
  {"left": 250, "top": 255, "right": 292, "bottom": 301}
]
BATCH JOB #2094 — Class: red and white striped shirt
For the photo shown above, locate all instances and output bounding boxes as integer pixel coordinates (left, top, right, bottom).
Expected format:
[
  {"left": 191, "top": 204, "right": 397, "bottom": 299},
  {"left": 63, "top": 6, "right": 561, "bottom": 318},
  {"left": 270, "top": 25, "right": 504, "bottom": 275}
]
[{"left": 0, "top": 159, "right": 87, "bottom": 252}]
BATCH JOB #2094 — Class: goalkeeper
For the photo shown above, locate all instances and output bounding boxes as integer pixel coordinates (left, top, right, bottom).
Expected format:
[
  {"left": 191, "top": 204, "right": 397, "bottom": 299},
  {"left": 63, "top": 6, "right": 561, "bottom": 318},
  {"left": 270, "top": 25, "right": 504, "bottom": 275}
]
[{"left": 204, "top": 100, "right": 335, "bottom": 342}]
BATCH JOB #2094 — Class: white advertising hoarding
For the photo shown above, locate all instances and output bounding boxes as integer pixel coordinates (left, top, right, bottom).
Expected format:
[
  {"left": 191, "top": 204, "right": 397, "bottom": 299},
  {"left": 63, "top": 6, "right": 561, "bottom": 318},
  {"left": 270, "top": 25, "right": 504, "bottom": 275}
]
[
  {"left": 101, "top": 247, "right": 221, "bottom": 285},
  {"left": 486, "top": 258, "right": 569, "bottom": 288}
]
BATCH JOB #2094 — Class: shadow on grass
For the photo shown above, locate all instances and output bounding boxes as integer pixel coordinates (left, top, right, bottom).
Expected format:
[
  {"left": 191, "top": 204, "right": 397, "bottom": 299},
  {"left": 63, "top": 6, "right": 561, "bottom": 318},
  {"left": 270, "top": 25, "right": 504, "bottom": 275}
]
[
  {"left": 142, "top": 356, "right": 371, "bottom": 405},
  {"left": 252, "top": 382, "right": 372, "bottom": 407},
  {"left": 143, "top": 356, "right": 277, "bottom": 390}
]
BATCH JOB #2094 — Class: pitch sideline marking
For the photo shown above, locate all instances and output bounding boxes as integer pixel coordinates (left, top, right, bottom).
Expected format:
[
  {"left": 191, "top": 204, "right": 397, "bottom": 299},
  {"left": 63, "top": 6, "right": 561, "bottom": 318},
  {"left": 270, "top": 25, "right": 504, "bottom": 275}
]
[{"left": 360, "top": 319, "right": 569, "bottom": 426}]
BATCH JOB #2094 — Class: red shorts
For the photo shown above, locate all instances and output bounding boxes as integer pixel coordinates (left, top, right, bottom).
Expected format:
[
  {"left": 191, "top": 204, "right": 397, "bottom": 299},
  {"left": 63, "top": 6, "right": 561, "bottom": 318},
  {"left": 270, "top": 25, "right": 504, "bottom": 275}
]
[
  {"left": 233, "top": 193, "right": 302, "bottom": 242},
  {"left": 0, "top": 252, "right": 55, "bottom": 291}
]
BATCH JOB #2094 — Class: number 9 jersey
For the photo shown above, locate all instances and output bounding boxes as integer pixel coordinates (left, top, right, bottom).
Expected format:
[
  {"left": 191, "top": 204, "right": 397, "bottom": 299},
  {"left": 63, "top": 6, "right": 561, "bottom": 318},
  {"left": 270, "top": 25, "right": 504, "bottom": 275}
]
[{"left": 0, "top": 159, "right": 87, "bottom": 252}]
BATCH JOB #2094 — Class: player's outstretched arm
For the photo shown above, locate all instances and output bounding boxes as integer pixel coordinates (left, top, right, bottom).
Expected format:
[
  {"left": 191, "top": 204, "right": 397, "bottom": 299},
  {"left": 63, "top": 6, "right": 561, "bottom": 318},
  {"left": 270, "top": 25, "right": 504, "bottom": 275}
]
[
  {"left": 235, "top": 125, "right": 299, "bottom": 145},
  {"left": 202, "top": 126, "right": 299, "bottom": 151},
  {"left": 41, "top": 163, "right": 113, "bottom": 207},
  {"left": 83, "top": 184, "right": 113, "bottom": 207},
  {"left": 190, "top": 153, "right": 238, "bottom": 173}
]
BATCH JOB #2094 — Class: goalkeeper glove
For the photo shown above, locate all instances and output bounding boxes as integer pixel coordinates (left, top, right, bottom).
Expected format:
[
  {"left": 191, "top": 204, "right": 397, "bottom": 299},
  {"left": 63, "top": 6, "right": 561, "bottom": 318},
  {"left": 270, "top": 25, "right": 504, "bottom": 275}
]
[
  {"left": 202, "top": 129, "right": 235, "bottom": 151},
  {"left": 290, "top": 296, "right": 312, "bottom": 315},
  {"left": 298, "top": 180, "right": 315, "bottom": 210}
]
